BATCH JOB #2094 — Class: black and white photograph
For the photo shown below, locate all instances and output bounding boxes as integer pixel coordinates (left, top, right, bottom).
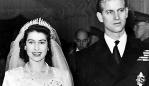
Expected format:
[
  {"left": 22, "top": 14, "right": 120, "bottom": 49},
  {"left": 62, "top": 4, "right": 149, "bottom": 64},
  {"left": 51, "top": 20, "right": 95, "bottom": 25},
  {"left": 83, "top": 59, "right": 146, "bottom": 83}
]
[{"left": 0, "top": 0, "right": 149, "bottom": 86}]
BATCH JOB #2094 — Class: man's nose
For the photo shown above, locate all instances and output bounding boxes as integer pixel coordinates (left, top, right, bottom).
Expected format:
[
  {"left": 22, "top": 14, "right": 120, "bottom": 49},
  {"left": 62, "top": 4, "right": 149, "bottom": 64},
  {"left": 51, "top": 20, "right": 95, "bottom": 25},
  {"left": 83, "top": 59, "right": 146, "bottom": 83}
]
[
  {"left": 80, "top": 41, "right": 84, "bottom": 46},
  {"left": 114, "top": 12, "right": 120, "bottom": 20}
]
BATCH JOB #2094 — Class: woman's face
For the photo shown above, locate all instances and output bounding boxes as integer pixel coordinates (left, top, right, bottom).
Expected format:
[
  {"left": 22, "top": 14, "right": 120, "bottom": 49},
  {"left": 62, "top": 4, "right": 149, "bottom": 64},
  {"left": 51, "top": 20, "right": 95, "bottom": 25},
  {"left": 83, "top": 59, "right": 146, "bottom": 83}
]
[{"left": 25, "top": 31, "right": 48, "bottom": 62}]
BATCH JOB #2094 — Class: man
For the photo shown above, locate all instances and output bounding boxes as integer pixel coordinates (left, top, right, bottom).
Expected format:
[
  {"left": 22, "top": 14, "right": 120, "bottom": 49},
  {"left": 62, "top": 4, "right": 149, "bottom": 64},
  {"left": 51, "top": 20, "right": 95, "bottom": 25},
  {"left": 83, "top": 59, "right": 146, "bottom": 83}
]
[
  {"left": 69, "top": 29, "right": 91, "bottom": 55},
  {"left": 73, "top": 0, "right": 149, "bottom": 86},
  {"left": 74, "top": 29, "right": 91, "bottom": 51},
  {"left": 67, "top": 29, "right": 91, "bottom": 86},
  {"left": 88, "top": 26, "right": 99, "bottom": 45},
  {"left": 133, "top": 21, "right": 149, "bottom": 42},
  {"left": 133, "top": 21, "right": 149, "bottom": 49}
]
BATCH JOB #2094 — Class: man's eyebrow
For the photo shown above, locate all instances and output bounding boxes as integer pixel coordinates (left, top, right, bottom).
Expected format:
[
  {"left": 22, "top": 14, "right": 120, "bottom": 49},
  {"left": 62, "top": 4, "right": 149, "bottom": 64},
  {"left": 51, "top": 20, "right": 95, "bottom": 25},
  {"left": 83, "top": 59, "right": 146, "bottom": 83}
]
[
  {"left": 103, "top": 9, "right": 113, "bottom": 11},
  {"left": 118, "top": 7, "right": 125, "bottom": 10},
  {"left": 106, "top": 10, "right": 113, "bottom": 12}
]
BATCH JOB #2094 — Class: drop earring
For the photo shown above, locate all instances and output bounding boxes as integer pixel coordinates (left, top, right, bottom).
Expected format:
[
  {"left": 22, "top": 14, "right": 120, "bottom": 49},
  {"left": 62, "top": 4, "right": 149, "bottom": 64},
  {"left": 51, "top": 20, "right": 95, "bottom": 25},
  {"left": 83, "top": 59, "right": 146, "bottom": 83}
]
[{"left": 24, "top": 46, "right": 27, "bottom": 50}]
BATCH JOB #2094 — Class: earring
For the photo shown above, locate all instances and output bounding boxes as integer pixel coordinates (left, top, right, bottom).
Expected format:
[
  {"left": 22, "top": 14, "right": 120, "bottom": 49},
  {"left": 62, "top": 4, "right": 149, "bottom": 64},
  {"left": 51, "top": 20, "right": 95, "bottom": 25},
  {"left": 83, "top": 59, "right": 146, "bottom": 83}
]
[{"left": 24, "top": 46, "right": 27, "bottom": 50}]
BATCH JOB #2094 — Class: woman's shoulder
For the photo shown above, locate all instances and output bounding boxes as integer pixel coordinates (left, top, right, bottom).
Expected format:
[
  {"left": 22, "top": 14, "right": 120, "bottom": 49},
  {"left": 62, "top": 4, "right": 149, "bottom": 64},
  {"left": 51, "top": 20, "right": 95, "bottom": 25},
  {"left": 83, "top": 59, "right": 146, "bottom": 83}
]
[
  {"left": 50, "top": 67, "right": 69, "bottom": 76},
  {"left": 51, "top": 67, "right": 65, "bottom": 73},
  {"left": 5, "top": 67, "right": 24, "bottom": 77}
]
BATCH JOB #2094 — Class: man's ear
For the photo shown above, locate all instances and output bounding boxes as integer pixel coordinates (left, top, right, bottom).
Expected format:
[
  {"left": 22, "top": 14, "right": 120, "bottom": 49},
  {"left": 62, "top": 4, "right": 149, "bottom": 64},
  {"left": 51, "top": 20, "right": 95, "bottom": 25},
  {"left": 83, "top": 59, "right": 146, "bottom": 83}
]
[
  {"left": 74, "top": 38, "right": 78, "bottom": 42},
  {"left": 125, "top": 7, "right": 129, "bottom": 18},
  {"left": 96, "top": 12, "right": 103, "bottom": 22}
]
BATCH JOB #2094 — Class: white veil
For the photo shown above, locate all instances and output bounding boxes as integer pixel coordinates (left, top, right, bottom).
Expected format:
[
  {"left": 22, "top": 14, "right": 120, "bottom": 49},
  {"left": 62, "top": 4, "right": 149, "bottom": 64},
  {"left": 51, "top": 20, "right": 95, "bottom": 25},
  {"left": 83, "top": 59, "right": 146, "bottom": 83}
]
[{"left": 5, "top": 18, "right": 73, "bottom": 86}]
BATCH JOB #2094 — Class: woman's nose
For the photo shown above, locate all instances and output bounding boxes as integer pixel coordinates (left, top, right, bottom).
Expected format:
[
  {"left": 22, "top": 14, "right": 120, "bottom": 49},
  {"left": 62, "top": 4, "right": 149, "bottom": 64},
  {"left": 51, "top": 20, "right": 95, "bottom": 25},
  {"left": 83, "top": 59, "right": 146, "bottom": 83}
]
[{"left": 34, "top": 43, "right": 39, "bottom": 51}]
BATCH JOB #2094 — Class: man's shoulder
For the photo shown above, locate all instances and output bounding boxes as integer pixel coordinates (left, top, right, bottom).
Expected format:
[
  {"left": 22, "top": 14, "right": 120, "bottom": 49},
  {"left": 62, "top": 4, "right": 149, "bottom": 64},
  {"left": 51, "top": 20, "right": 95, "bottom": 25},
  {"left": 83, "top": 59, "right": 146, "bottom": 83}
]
[
  {"left": 77, "top": 41, "right": 102, "bottom": 54},
  {"left": 127, "top": 36, "right": 144, "bottom": 48},
  {"left": 126, "top": 36, "right": 145, "bottom": 57}
]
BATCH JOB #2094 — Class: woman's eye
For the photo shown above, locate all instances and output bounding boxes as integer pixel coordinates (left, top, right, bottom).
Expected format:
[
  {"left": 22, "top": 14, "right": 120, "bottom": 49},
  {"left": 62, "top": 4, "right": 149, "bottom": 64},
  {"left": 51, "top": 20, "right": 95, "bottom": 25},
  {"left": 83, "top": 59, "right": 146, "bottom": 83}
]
[
  {"left": 39, "top": 41, "right": 46, "bottom": 44},
  {"left": 29, "top": 41, "right": 34, "bottom": 44}
]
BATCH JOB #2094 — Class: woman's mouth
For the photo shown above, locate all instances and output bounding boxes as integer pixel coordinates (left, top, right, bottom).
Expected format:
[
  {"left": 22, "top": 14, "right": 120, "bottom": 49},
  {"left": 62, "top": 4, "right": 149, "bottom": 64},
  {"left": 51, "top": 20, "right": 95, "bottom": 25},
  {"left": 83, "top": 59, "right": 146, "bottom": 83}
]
[{"left": 32, "top": 52, "right": 42, "bottom": 57}]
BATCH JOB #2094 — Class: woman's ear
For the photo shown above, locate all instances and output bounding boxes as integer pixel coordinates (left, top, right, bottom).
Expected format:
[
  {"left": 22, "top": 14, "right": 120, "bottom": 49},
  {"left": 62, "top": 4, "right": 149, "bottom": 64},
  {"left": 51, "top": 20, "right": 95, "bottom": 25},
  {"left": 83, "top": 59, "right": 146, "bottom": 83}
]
[
  {"left": 24, "top": 46, "right": 26, "bottom": 50},
  {"left": 96, "top": 12, "right": 103, "bottom": 22}
]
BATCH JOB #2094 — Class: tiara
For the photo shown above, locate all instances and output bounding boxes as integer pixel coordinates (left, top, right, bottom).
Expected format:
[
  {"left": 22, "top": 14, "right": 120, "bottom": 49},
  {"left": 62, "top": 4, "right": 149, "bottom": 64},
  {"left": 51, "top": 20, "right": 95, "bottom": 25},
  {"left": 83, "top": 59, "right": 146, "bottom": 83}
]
[{"left": 20, "top": 18, "right": 55, "bottom": 35}]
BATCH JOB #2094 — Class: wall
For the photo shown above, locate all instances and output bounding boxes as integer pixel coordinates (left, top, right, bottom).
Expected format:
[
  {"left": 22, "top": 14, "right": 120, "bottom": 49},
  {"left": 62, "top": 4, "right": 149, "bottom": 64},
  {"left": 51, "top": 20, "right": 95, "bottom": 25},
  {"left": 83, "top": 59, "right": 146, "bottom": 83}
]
[{"left": 128, "top": 0, "right": 149, "bottom": 14}]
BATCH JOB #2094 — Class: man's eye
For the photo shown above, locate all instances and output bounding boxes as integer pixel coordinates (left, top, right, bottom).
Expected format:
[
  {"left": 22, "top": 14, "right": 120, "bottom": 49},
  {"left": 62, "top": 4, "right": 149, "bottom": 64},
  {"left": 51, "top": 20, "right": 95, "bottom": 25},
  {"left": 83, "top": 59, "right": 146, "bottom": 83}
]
[
  {"left": 106, "top": 11, "right": 113, "bottom": 14},
  {"left": 119, "top": 8, "right": 125, "bottom": 12},
  {"left": 76, "top": 39, "right": 81, "bottom": 42},
  {"left": 83, "top": 39, "right": 88, "bottom": 42}
]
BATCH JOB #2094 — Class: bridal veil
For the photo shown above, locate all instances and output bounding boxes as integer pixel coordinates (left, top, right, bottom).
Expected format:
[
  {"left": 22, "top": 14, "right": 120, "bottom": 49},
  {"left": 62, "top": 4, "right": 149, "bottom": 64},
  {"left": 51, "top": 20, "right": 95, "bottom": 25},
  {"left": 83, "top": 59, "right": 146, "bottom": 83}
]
[{"left": 5, "top": 18, "right": 73, "bottom": 86}]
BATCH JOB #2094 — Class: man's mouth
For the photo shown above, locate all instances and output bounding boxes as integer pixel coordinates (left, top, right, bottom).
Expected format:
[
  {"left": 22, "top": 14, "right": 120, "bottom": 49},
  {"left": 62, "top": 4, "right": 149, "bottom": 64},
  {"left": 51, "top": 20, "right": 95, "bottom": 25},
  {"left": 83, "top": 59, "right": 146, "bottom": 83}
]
[{"left": 114, "top": 22, "right": 121, "bottom": 25}]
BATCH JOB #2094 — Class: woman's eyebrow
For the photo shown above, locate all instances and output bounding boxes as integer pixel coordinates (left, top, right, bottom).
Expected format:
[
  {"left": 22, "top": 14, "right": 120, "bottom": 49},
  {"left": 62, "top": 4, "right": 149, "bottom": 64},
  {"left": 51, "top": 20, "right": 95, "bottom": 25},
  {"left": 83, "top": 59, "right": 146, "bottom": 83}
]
[
  {"left": 39, "top": 39, "right": 47, "bottom": 41},
  {"left": 27, "top": 39, "right": 34, "bottom": 41}
]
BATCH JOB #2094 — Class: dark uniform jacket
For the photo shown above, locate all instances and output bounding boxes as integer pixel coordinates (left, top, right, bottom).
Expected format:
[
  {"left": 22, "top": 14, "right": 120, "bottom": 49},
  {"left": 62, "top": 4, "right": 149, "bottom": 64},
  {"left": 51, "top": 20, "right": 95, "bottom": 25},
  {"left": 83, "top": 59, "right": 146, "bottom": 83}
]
[{"left": 72, "top": 32, "right": 149, "bottom": 86}]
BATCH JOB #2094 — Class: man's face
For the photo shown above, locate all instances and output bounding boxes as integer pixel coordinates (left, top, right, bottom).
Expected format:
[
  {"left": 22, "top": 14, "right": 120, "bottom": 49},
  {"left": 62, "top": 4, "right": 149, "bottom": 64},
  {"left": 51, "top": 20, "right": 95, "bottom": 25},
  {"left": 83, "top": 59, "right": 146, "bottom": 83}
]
[
  {"left": 75, "top": 32, "right": 90, "bottom": 50},
  {"left": 97, "top": 0, "right": 128, "bottom": 34},
  {"left": 134, "top": 22, "right": 149, "bottom": 41}
]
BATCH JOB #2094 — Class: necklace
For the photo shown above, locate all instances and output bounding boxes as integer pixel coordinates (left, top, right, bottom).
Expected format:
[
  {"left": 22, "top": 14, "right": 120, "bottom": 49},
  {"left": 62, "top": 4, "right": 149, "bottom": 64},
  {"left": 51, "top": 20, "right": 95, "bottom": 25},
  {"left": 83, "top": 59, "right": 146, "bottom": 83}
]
[{"left": 25, "top": 62, "right": 49, "bottom": 80}]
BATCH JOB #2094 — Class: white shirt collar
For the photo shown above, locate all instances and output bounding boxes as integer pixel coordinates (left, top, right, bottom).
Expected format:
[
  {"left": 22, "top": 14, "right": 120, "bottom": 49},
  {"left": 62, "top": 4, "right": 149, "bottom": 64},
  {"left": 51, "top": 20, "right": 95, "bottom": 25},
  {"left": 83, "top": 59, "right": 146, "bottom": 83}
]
[
  {"left": 104, "top": 32, "right": 127, "bottom": 57},
  {"left": 76, "top": 48, "right": 80, "bottom": 52}
]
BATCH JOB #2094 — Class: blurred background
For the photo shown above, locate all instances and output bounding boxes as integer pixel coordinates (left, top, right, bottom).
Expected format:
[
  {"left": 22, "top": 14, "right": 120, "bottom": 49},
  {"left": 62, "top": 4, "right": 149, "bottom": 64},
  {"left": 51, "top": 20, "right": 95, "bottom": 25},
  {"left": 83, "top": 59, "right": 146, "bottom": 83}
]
[{"left": 0, "top": 0, "right": 149, "bottom": 41}]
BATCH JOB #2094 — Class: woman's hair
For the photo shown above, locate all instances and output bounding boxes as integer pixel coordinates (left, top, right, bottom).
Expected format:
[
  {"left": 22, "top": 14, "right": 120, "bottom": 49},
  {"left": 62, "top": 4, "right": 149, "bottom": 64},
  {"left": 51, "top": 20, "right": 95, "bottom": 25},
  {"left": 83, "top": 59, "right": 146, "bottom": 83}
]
[{"left": 19, "top": 24, "right": 52, "bottom": 65}]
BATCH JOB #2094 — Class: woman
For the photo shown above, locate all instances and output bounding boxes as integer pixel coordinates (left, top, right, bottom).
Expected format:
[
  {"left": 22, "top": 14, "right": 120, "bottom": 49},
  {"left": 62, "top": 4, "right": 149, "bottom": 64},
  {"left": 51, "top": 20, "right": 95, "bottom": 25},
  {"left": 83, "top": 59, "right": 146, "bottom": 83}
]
[{"left": 3, "top": 18, "right": 73, "bottom": 86}]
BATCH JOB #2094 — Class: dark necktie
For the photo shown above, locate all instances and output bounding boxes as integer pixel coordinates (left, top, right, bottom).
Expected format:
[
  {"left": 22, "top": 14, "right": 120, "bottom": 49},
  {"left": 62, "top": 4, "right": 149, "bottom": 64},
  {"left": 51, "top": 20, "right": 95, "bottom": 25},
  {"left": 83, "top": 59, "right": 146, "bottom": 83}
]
[{"left": 113, "top": 40, "right": 121, "bottom": 64}]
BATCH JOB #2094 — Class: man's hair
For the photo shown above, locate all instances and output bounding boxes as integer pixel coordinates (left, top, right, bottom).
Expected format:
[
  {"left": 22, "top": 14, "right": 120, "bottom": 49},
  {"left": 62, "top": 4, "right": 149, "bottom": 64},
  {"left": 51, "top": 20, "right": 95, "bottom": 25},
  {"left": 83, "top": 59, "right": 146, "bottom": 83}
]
[
  {"left": 74, "top": 29, "right": 89, "bottom": 39},
  {"left": 96, "top": 0, "right": 128, "bottom": 13}
]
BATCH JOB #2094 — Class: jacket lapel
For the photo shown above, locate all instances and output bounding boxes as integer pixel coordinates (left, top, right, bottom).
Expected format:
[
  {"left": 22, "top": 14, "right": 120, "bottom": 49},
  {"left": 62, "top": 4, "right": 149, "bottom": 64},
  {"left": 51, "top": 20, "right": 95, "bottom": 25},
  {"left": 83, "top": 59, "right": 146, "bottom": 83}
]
[
  {"left": 99, "top": 35, "right": 121, "bottom": 76},
  {"left": 120, "top": 36, "right": 143, "bottom": 77},
  {"left": 100, "top": 35, "right": 143, "bottom": 78}
]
